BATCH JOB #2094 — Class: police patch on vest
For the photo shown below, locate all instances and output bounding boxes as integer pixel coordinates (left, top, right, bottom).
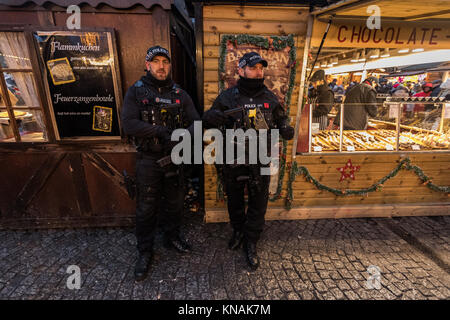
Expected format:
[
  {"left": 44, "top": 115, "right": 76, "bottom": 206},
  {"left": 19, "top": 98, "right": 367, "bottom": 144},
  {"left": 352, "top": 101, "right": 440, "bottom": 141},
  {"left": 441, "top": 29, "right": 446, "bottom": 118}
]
[
  {"left": 244, "top": 104, "right": 256, "bottom": 109},
  {"left": 155, "top": 97, "right": 172, "bottom": 104}
]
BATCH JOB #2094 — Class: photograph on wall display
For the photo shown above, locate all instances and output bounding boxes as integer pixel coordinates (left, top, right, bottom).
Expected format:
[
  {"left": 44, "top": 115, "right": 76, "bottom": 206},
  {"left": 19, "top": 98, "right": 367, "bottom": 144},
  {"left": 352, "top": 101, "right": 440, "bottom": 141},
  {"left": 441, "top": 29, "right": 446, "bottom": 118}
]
[
  {"left": 35, "top": 30, "right": 121, "bottom": 138},
  {"left": 92, "top": 105, "right": 113, "bottom": 132},
  {"left": 46, "top": 57, "right": 76, "bottom": 85}
]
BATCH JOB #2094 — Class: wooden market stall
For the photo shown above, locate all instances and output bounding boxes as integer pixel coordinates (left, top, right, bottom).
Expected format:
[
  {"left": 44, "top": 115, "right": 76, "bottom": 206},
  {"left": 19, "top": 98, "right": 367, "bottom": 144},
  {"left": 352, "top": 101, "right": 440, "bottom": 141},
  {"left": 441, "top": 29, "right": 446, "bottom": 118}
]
[
  {"left": 200, "top": 0, "right": 450, "bottom": 222},
  {"left": 0, "top": 0, "right": 197, "bottom": 229}
]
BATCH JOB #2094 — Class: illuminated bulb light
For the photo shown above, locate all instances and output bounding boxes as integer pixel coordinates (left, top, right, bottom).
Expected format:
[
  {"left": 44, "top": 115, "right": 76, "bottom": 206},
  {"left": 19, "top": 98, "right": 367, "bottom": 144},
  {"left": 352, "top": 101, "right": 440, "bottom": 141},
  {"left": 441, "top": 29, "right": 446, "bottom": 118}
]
[
  {"left": 358, "top": 51, "right": 366, "bottom": 62},
  {"left": 412, "top": 48, "right": 424, "bottom": 52},
  {"left": 369, "top": 49, "right": 380, "bottom": 58},
  {"left": 314, "top": 65, "right": 320, "bottom": 68},
  {"left": 380, "top": 48, "right": 390, "bottom": 57},
  {"left": 351, "top": 52, "right": 360, "bottom": 63},
  {"left": 398, "top": 49, "right": 409, "bottom": 53}
]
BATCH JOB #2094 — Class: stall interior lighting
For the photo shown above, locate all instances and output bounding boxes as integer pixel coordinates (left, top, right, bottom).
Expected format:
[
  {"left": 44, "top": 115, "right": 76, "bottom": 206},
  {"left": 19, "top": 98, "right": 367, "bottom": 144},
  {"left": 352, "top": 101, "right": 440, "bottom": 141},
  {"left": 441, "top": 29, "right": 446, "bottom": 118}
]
[
  {"left": 324, "top": 50, "right": 450, "bottom": 75},
  {"left": 412, "top": 48, "right": 424, "bottom": 52},
  {"left": 398, "top": 49, "right": 409, "bottom": 53},
  {"left": 351, "top": 52, "right": 360, "bottom": 63},
  {"left": 369, "top": 49, "right": 380, "bottom": 59},
  {"left": 321, "top": 60, "right": 327, "bottom": 67},
  {"left": 380, "top": 48, "right": 390, "bottom": 57},
  {"left": 358, "top": 50, "right": 366, "bottom": 62}
]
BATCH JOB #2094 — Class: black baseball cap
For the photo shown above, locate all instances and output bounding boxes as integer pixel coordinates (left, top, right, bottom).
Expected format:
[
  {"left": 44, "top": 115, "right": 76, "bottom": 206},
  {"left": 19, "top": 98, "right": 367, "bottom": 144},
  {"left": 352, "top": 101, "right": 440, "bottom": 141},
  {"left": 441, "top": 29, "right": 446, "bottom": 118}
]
[
  {"left": 238, "top": 52, "right": 268, "bottom": 68},
  {"left": 146, "top": 46, "right": 171, "bottom": 62}
]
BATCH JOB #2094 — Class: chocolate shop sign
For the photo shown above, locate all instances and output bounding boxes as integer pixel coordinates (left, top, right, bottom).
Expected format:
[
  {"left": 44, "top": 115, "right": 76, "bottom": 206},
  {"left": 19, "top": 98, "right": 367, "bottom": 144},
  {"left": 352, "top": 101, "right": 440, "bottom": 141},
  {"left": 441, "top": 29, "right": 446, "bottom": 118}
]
[{"left": 312, "top": 20, "right": 450, "bottom": 49}]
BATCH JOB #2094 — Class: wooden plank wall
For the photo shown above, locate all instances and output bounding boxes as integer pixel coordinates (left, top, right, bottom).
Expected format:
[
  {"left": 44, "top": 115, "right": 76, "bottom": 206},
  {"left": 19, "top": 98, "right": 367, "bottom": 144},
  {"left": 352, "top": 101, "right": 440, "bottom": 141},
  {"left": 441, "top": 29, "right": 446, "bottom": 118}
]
[
  {"left": 206, "top": 153, "right": 450, "bottom": 222},
  {"left": 202, "top": 5, "right": 310, "bottom": 211}
]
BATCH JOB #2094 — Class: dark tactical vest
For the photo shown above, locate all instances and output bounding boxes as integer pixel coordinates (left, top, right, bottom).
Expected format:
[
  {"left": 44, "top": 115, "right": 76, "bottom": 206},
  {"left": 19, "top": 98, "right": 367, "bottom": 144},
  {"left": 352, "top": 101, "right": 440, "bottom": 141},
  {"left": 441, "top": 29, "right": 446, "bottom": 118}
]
[
  {"left": 227, "top": 87, "right": 276, "bottom": 130},
  {"left": 134, "top": 79, "right": 183, "bottom": 153},
  {"left": 221, "top": 87, "right": 278, "bottom": 168}
]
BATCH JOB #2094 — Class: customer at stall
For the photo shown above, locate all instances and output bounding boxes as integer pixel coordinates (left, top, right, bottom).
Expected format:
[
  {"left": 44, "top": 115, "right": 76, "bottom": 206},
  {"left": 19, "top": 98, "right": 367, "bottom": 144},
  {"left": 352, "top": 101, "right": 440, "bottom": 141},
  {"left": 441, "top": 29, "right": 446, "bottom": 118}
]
[
  {"left": 412, "top": 83, "right": 422, "bottom": 96},
  {"left": 376, "top": 78, "right": 391, "bottom": 94},
  {"left": 329, "top": 78, "right": 337, "bottom": 90},
  {"left": 333, "top": 77, "right": 378, "bottom": 130},
  {"left": 431, "top": 80, "right": 442, "bottom": 97},
  {"left": 413, "top": 82, "right": 433, "bottom": 112}
]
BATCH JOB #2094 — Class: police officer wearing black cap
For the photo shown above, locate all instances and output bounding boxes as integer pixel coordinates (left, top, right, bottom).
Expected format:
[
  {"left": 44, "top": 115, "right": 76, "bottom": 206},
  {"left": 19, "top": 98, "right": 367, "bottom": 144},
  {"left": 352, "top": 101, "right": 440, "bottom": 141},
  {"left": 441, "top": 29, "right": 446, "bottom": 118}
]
[
  {"left": 202, "top": 52, "right": 295, "bottom": 270},
  {"left": 121, "top": 46, "right": 200, "bottom": 281}
]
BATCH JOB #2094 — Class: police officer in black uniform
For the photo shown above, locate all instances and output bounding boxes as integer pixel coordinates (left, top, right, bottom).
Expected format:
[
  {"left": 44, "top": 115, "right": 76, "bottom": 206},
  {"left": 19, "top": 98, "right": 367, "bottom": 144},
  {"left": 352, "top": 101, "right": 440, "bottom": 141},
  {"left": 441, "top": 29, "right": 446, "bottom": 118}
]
[
  {"left": 202, "top": 52, "right": 295, "bottom": 270},
  {"left": 121, "top": 46, "right": 200, "bottom": 281}
]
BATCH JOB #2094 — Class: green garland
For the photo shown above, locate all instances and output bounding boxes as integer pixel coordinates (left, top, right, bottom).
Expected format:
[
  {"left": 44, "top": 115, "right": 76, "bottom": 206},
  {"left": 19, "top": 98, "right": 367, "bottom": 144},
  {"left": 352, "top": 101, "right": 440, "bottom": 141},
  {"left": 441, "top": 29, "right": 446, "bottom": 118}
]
[
  {"left": 217, "top": 33, "right": 297, "bottom": 202},
  {"left": 285, "top": 157, "right": 450, "bottom": 210}
]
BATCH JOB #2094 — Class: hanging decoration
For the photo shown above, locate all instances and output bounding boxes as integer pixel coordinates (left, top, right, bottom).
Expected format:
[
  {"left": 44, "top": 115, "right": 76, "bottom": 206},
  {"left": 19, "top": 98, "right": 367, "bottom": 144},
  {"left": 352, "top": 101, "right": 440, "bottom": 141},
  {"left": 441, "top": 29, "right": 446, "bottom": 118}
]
[
  {"left": 336, "top": 159, "right": 361, "bottom": 182},
  {"left": 286, "top": 157, "right": 450, "bottom": 209}
]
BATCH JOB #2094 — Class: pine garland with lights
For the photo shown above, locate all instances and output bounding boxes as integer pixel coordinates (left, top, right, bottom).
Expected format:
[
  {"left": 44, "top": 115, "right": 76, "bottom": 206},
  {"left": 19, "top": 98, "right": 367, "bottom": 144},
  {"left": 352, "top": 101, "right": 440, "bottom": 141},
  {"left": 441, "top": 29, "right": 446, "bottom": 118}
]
[
  {"left": 285, "top": 157, "right": 450, "bottom": 209},
  {"left": 217, "top": 33, "right": 297, "bottom": 202}
]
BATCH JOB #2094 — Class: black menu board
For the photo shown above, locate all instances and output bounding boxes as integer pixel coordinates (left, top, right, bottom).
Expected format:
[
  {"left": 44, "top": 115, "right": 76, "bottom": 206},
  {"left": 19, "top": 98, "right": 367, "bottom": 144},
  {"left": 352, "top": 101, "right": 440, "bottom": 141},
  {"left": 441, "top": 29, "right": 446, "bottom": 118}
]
[{"left": 34, "top": 30, "right": 121, "bottom": 139}]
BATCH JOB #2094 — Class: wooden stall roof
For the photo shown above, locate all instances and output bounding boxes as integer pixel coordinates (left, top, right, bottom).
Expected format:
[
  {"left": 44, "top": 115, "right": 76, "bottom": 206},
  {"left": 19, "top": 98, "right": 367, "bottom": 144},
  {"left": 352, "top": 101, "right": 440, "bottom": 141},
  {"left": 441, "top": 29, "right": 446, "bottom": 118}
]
[
  {"left": 0, "top": 0, "right": 173, "bottom": 9},
  {"left": 312, "top": 0, "right": 450, "bottom": 21}
]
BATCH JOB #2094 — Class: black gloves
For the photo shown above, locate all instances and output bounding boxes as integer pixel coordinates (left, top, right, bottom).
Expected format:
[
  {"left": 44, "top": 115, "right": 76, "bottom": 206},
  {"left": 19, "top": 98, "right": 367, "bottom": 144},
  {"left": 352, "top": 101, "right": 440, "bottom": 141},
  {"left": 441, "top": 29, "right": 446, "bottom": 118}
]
[
  {"left": 204, "top": 109, "right": 228, "bottom": 127},
  {"left": 155, "top": 126, "right": 171, "bottom": 140},
  {"left": 280, "top": 125, "right": 295, "bottom": 140}
]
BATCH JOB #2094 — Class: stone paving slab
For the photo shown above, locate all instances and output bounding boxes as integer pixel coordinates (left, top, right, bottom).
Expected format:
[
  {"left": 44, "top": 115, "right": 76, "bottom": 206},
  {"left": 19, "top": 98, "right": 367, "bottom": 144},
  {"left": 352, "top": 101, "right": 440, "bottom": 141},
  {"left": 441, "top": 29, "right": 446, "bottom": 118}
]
[
  {"left": 389, "top": 216, "right": 450, "bottom": 268},
  {"left": 0, "top": 214, "right": 449, "bottom": 300}
]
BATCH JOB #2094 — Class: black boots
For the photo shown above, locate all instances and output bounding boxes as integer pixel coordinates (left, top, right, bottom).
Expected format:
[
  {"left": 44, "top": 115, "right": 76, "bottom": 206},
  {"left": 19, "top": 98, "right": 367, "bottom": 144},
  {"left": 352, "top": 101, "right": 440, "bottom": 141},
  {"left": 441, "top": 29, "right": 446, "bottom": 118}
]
[
  {"left": 244, "top": 240, "right": 260, "bottom": 271},
  {"left": 164, "top": 233, "right": 192, "bottom": 253},
  {"left": 134, "top": 251, "right": 153, "bottom": 282},
  {"left": 228, "top": 229, "right": 244, "bottom": 250}
]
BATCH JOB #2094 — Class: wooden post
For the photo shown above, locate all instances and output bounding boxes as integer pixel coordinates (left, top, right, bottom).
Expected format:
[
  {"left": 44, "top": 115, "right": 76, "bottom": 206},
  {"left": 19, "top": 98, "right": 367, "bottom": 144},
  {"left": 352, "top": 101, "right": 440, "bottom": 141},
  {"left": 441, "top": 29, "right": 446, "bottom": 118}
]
[{"left": 292, "top": 14, "right": 313, "bottom": 160}]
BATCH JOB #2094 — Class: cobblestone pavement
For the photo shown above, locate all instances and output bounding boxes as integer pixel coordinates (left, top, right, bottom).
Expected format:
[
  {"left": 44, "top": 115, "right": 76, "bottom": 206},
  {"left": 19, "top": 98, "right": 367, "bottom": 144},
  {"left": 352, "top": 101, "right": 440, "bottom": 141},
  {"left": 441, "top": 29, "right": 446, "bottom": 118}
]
[{"left": 0, "top": 214, "right": 449, "bottom": 300}]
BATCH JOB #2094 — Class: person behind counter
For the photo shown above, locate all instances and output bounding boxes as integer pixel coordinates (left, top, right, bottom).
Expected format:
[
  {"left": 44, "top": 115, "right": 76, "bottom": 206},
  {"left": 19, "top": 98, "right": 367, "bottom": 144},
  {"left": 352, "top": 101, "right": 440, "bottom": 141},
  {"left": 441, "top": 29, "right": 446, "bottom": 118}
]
[
  {"left": 333, "top": 77, "right": 378, "bottom": 130},
  {"left": 309, "top": 70, "right": 334, "bottom": 130}
]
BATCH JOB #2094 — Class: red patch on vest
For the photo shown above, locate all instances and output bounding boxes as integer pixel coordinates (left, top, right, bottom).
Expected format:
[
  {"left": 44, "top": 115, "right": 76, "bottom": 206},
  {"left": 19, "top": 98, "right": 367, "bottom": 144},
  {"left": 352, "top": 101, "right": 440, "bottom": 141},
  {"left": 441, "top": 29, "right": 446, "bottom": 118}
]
[
  {"left": 264, "top": 103, "right": 269, "bottom": 109},
  {"left": 176, "top": 99, "right": 180, "bottom": 104}
]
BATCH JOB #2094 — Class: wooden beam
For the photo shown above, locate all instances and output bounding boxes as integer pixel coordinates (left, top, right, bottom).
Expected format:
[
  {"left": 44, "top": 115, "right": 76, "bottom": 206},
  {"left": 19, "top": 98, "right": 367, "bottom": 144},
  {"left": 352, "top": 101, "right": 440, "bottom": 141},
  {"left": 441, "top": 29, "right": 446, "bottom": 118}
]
[
  {"left": 14, "top": 152, "right": 66, "bottom": 213},
  {"left": 194, "top": 2, "right": 205, "bottom": 112},
  {"left": 205, "top": 202, "right": 450, "bottom": 223},
  {"left": 403, "top": 9, "right": 450, "bottom": 21},
  {"left": 313, "top": 0, "right": 381, "bottom": 18},
  {"left": 292, "top": 15, "right": 313, "bottom": 161},
  {"left": 83, "top": 152, "right": 129, "bottom": 197},
  {"left": 67, "top": 153, "right": 92, "bottom": 216}
]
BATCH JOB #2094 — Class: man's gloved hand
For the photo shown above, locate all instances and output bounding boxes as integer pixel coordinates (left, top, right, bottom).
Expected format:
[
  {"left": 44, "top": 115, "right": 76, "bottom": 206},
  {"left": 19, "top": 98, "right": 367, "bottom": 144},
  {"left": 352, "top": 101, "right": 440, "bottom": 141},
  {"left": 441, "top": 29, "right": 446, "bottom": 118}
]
[
  {"left": 204, "top": 109, "right": 228, "bottom": 127},
  {"left": 155, "top": 126, "right": 171, "bottom": 140},
  {"left": 280, "top": 125, "right": 295, "bottom": 140}
]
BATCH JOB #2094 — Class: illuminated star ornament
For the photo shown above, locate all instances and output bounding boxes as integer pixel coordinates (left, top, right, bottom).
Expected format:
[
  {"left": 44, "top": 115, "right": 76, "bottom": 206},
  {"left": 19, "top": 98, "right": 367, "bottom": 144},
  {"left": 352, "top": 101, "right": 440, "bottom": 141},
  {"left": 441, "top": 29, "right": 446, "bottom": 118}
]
[{"left": 337, "top": 159, "right": 360, "bottom": 182}]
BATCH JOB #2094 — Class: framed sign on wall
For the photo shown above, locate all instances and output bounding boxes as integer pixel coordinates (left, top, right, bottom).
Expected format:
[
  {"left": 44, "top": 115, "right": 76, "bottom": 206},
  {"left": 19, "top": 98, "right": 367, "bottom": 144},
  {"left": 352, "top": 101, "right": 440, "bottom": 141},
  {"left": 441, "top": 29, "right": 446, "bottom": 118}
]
[{"left": 34, "top": 29, "right": 122, "bottom": 140}]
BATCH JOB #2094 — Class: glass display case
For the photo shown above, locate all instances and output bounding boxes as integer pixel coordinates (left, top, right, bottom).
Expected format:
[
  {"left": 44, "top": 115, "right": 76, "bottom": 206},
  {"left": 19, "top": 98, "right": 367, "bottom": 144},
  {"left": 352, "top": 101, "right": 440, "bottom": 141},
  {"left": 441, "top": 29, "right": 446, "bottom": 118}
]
[{"left": 308, "top": 98, "right": 450, "bottom": 153}]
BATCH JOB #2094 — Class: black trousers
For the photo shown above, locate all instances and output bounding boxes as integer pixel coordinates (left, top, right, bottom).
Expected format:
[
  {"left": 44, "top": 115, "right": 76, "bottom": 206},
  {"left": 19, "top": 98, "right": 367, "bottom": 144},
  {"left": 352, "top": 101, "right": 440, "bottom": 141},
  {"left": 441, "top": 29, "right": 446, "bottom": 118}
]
[
  {"left": 224, "top": 165, "right": 271, "bottom": 243},
  {"left": 135, "top": 154, "right": 184, "bottom": 254}
]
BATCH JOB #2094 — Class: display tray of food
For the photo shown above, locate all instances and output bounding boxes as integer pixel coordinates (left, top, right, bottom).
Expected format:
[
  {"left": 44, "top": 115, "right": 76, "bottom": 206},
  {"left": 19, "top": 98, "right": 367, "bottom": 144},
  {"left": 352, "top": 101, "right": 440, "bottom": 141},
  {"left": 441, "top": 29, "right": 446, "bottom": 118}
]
[{"left": 311, "top": 129, "right": 449, "bottom": 151}]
